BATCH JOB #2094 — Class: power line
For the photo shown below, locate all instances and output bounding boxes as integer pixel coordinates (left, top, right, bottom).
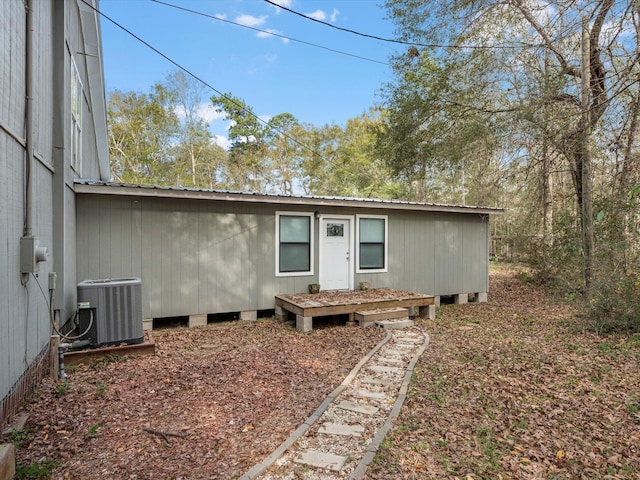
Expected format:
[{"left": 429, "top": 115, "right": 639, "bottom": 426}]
[
  {"left": 151, "top": 0, "right": 389, "bottom": 66},
  {"left": 263, "top": 0, "right": 540, "bottom": 50},
  {"left": 84, "top": 0, "right": 637, "bottom": 197},
  {"left": 79, "top": 0, "right": 375, "bottom": 183},
  {"left": 81, "top": 1, "right": 315, "bottom": 155}
]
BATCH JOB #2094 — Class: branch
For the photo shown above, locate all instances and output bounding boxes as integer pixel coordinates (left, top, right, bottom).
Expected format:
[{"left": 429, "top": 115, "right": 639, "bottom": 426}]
[
  {"left": 589, "top": 0, "right": 615, "bottom": 125},
  {"left": 548, "top": 93, "right": 581, "bottom": 109},
  {"left": 511, "top": 0, "right": 581, "bottom": 77},
  {"left": 143, "top": 427, "right": 187, "bottom": 445},
  {"left": 446, "top": 100, "right": 518, "bottom": 114}
]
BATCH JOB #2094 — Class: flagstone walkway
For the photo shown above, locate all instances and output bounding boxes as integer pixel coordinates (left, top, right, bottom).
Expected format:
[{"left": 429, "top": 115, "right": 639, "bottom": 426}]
[{"left": 240, "top": 324, "right": 430, "bottom": 480}]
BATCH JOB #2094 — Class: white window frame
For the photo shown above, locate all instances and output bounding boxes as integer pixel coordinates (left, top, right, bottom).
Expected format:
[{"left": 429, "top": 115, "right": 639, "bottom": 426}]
[
  {"left": 275, "top": 211, "right": 315, "bottom": 277},
  {"left": 70, "top": 55, "right": 83, "bottom": 175},
  {"left": 356, "top": 214, "right": 388, "bottom": 274}
]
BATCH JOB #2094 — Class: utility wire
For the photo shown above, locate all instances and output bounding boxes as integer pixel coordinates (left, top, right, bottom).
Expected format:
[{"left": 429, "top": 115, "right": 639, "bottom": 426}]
[
  {"left": 80, "top": 0, "right": 374, "bottom": 182},
  {"left": 151, "top": 0, "right": 389, "bottom": 66},
  {"left": 83, "top": 0, "right": 637, "bottom": 193},
  {"left": 263, "top": 0, "right": 541, "bottom": 50}
]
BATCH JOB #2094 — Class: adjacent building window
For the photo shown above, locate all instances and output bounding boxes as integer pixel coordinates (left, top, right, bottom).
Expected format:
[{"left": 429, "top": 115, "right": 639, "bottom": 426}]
[
  {"left": 70, "top": 56, "right": 83, "bottom": 174},
  {"left": 357, "top": 215, "right": 388, "bottom": 272},
  {"left": 276, "top": 212, "right": 314, "bottom": 276}
]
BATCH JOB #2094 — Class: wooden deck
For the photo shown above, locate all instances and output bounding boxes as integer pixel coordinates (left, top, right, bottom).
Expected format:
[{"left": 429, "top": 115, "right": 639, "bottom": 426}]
[{"left": 275, "top": 288, "right": 435, "bottom": 332}]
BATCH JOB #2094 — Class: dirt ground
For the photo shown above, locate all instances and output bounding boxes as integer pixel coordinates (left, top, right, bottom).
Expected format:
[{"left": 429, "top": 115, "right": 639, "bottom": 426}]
[
  {"left": 7, "top": 266, "right": 640, "bottom": 479},
  {"left": 9, "top": 318, "right": 385, "bottom": 479},
  {"left": 366, "top": 267, "right": 640, "bottom": 479}
]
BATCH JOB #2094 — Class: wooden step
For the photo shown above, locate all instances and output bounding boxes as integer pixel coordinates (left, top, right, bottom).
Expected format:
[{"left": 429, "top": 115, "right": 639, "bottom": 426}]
[{"left": 354, "top": 307, "right": 409, "bottom": 327}]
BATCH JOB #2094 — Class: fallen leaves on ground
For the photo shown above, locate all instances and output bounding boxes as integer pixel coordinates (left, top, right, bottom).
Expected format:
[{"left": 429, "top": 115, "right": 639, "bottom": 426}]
[
  {"left": 366, "top": 266, "right": 640, "bottom": 479},
  {"left": 13, "top": 319, "right": 385, "bottom": 479},
  {"left": 12, "top": 267, "right": 640, "bottom": 479}
]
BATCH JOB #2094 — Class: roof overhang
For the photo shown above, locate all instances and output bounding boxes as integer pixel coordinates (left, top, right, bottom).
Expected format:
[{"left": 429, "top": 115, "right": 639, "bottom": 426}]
[{"left": 74, "top": 181, "right": 504, "bottom": 215}]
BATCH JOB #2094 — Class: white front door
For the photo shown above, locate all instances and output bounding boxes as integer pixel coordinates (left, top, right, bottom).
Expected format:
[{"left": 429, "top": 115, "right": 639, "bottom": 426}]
[{"left": 319, "top": 216, "right": 352, "bottom": 291}]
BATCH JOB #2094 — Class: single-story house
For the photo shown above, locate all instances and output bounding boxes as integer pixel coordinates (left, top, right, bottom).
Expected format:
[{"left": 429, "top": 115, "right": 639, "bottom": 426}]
[
  {"left": 0, "top": 0, "right": 503, "bottom": 441},
  {"left": 74, "top": 181, "right": 502, "bottom": 327}
]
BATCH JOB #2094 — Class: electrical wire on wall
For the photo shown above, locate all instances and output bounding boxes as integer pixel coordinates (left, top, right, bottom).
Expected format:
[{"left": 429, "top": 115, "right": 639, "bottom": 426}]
[
  {"left": 21, "top": 280, "right": 50, "bottom": 381},
  {"left": 23, "top": 283, "right": 29, "bottom": 366},
  {"left": 30, "top": 273, "right": 94, "bottom": 342}
]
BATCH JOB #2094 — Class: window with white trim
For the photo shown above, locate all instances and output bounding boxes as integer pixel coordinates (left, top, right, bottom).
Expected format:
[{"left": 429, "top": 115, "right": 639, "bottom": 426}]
[
  {"left": 70, "top": 56, "right": 83, "bottom": 174},
  {"left": 276, "top": 212, "right": 314, "bottom": 276},
  {"left": 356, "top": 215, "right": 388, "bottom": 272}
]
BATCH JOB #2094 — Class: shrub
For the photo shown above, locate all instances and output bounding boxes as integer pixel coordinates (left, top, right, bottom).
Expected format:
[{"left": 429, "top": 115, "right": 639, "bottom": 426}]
[{"left": 586, "top": 274, "right": 640, "bottom": 334}]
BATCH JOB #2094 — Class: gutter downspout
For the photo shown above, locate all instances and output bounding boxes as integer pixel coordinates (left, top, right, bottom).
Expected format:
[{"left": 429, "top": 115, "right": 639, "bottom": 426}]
[{"left": 24, "top": 0, "right": 34, "bottom": 238}]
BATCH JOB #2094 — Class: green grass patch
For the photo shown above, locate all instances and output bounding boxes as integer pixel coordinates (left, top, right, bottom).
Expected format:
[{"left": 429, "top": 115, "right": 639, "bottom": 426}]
[
  {"left": 54, "top": 380, "right": 71, "bottom": 396},
  {"left": 8, "top": 428, "right": 34, "bottom": 449},
  {"left": 90, "top": 354, "right": 125, "bottom": 370},
  {"left": 87, "top": 423, "right": 100, "bottom": 439},
  {"left": 95, "top": 380, "right": 107, "bottom": 397},
  {"left": 15, "top": 459, "right": 58, "bottom": 480}
]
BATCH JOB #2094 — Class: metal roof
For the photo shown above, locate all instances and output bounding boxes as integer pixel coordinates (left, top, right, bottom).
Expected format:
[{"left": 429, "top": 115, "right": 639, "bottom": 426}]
[{"left": 74, "top": 180, "right": 504, "bottom": 215}]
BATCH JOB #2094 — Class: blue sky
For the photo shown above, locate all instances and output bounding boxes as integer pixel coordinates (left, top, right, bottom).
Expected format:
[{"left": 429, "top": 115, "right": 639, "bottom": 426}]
[{"left": 99, "top": 0, "right": 401, "bottom": 146}]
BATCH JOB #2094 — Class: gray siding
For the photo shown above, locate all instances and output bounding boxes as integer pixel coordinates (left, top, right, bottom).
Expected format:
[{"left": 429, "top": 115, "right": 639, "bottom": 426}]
[
  {"left": 1, "top": 0, "right": 26, "bottom": 143},
  {"left": 32, "top": 1, "right": 54, "bottom": 168},
  {"left": 355, "top": 211, "right": 489, "bottom": 297},
  {"left": 1, "top": 0, "right": 55, "bottom": 415},
  {"left": 1, "top": 0, "right": 109, "bottom": 424},
  {"left": 77, "top": 196, "right": 316, "bottom": 318},
  {"left": 76, "top": 195, "right": 491, "bottom": 319}
]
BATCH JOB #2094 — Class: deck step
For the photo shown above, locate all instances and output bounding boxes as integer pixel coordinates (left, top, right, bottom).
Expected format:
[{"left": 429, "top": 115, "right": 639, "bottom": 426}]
[{"left": 354, "top": 307, "right": 409, "bottom": 327}]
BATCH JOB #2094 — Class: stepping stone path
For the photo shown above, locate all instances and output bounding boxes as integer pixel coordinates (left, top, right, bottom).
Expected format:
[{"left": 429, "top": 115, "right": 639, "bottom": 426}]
[
  {"left": 375, "top": 318, "right": 415, "bottom": 330},
  {"left": 360, "top": 376, "right": 390, "bottom": 387},
  {"left": 242, "top": 327, "right": 429, "bottom": 480},
  {"left": 318, "top": 422, "right": 365, "bottom": 437},
  {"left": 368, "top": 365, "right": 403, "bottom": 374},
  {"left": 336, "top": 400, "right": 380, "bottom": 415},
  {"left": 293, "top": 450, "right": 346, "bottom": 471},
  {"left": 354, "top": 390, "right": 389, "bottom": 400}
]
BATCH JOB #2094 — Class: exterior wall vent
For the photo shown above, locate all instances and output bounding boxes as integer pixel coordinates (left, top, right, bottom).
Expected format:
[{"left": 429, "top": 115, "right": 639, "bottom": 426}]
[{"left": 77, "top": 278, "right": 144, "bottom": 346}]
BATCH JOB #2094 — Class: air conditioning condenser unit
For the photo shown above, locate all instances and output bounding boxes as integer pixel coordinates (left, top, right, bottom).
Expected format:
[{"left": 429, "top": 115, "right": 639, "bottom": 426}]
[{"left": 77, "top": 278, "right": 144, "bottom": 347}]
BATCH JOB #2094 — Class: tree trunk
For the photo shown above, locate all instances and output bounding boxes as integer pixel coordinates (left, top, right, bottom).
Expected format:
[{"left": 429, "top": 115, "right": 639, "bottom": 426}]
[
  {"left": 542, "top": 142, "right": 554, "bottom": 277},
  {"left": 542, "top": 52, "right": 554, "bottom": 260},
  {"left": 619, "top": 92, "right": 640, "bottom": 272},
  {"left": 580, "top": 18, "right": 594, "bottom": 304}
]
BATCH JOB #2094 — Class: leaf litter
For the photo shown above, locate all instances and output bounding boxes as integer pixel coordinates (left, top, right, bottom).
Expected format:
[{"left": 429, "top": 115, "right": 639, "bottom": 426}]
[
  {"left": 9, "top": 266, "right": 640, "bottom": 479},
  {"left": 365, "top": 266, "right": 640, "bottom": 479},
  {"left": 11, "top": 319, "right": 385, "bottom": 479}
]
